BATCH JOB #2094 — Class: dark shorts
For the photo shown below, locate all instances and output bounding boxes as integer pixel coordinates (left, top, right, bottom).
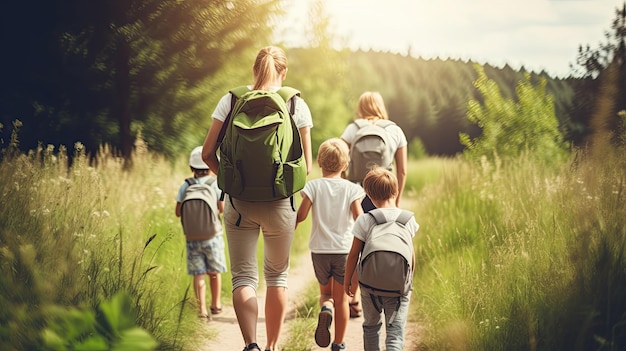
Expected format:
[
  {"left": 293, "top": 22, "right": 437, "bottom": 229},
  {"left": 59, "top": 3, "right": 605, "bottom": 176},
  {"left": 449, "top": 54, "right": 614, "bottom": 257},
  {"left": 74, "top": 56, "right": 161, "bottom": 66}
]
[{"left": 311, "top": 253, "right": 348, "bottom": 286}]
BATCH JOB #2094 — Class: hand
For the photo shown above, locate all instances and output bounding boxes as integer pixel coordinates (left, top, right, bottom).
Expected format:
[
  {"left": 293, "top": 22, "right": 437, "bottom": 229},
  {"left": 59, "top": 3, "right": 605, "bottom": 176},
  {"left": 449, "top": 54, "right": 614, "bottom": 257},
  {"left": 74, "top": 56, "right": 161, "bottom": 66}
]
[{"left": 345, "top": 283, "right": 354, "bottom": 297}]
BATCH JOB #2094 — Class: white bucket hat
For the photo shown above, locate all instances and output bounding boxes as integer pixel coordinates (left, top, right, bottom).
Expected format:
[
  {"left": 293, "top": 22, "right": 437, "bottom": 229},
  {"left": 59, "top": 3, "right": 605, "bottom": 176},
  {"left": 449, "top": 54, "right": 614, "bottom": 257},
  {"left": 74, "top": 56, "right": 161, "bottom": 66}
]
[{"left": 189, "top": 146, "right": 209, "bottom": 170}]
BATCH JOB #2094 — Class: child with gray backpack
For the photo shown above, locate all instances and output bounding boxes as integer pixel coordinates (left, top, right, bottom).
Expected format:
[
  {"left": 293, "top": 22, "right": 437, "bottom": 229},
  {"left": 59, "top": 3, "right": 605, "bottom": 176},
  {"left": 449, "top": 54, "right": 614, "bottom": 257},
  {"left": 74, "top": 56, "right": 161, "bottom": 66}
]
[
  {"left": 175, "top": 146, "right": 226, "bottom": 321},
  {"left": 344, "top": 166, "right": 419, "bottom": 351}
]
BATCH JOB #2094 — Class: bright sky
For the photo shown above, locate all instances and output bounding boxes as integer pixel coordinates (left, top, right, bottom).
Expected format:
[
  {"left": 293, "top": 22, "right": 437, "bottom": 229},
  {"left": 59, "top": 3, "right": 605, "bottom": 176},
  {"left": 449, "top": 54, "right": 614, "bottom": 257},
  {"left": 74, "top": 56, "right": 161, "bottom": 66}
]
[{"left": 277, "top": 0, "right": 623, "bottom": 78}]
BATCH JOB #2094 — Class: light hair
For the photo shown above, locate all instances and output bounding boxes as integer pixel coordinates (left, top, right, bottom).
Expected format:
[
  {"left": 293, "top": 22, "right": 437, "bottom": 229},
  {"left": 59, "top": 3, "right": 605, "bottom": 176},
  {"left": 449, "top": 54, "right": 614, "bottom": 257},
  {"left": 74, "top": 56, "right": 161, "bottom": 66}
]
[
  {"left": 362, "top": 166, "right": 398, "bottom": 202},
  {"left": 355, "top": 91, "right": 389, "bottom": 120},
  {"left": 317, "top": 138, "right": 350, "bottom": 173},
  {"left": 253, "top": 46, "right": 287, "bottom": 90}
]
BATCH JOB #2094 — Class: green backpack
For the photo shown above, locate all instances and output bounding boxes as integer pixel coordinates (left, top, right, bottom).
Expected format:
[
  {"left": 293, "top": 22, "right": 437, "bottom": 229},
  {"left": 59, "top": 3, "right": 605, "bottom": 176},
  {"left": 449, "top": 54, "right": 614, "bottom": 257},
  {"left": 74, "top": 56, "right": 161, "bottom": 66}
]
[{"left": 217, "top": 86, "right": 307, "bottom": 203}]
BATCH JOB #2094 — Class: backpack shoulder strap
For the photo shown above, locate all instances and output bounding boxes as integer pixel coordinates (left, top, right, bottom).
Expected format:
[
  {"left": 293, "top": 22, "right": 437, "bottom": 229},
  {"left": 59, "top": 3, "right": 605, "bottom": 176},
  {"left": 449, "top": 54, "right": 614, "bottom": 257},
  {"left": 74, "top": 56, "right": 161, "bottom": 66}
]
[
  {"left": 368, "top": 208, "right": 387, "bottom": 225},
  {"left": 185, "top": 177, "right": 196, "bottom": 186},
  {"left": 218, "top": 86, "right": 250, "bottom": 144},
  {"left": 277, "top": 86, "right": 301, "bottom": 115},
  {"left": 375, "top": 119, "right": 396, "bottom": 129},
  {"left": 229, "top": 86, "right": 250, "bottom": 99},
  {"left": 353, "top": 119, "right": 369, "bottom": 129},
  {"left": 368, "top": 209, "right": 413, "bottom": 225},
  {"left": 395, "top": 210, "right": 414, "bottom": 225},
  {"left": 276, "top": 86, "right": 300, "bottom": 102}
]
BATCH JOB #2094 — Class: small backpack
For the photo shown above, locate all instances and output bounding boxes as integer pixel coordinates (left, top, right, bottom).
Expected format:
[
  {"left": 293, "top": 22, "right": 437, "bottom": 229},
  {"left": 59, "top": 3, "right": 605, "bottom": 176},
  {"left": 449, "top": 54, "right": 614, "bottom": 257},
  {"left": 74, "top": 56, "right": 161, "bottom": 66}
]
[
  {"left": 358, "top": 209, "right": 414, "bottom": 297},
  {"left": 180, "top": 177, "right": 222, "bottom": 241},
  {"left": 217, "top": 86, "right": 307, "bottom": 202},
  {"left": 347, "top": 119, "right": 395, "bottom": 183}
]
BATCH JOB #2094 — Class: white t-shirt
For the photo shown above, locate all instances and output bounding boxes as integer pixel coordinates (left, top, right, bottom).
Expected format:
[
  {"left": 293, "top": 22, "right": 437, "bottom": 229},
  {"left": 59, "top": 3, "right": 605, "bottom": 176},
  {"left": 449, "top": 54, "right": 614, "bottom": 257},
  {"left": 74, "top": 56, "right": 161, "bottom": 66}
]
[
  {"left": 352, "top": 208, "right": 419, "bottom": 243},
  {"left": 301, "top": 178, "right": 365, "bottom": 254},
  {"left": 340, "top": 119, "right": 408, "bottom": 154},
  {"left": 211, "top": 85, "right": 314, "bottom": 129}
]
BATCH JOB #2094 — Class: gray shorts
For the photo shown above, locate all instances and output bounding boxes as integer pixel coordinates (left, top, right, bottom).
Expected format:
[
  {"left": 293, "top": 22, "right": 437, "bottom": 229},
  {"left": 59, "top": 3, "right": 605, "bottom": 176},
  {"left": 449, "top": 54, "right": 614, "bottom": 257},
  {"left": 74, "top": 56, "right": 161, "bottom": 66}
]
[
  {"left": 311, "top": 253, "right": 348, "bottom": 286},
  {"left": 186, "top": 236, "right": 227, "bottom": 275}
]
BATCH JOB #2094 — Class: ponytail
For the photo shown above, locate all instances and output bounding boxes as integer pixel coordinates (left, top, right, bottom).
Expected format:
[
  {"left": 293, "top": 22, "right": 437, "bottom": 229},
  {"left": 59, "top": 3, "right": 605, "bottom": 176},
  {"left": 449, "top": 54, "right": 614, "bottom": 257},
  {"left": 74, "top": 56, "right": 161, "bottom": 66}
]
[{"left": 253, "top": 46, "right": 287, "bottom": 90}]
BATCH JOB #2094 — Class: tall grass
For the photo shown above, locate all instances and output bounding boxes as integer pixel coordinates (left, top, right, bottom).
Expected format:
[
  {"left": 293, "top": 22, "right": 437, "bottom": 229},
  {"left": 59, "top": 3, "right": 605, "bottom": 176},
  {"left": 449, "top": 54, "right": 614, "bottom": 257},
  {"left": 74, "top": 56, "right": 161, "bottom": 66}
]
[
  {"left": 412, "top": 149, "right": 626, "bottom": 350},
  {"left": 0, "top": 135, "right": 203, "bottom": 350}
]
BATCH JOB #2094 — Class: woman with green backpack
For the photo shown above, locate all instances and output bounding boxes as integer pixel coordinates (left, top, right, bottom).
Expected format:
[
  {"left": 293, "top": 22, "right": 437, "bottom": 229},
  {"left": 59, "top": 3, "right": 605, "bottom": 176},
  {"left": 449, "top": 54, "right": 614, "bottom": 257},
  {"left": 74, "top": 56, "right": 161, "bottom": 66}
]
[{"left": 202, "top": 46, "right": 313, "bottom": 351}]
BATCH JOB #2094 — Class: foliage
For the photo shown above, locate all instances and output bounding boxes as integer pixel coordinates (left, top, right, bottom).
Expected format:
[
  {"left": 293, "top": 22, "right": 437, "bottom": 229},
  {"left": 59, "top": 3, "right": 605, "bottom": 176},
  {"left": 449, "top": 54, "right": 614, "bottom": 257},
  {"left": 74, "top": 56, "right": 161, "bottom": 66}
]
[
  {"left": 1, "top": 0, "right": 281, "bottom": 159},
  {"left": 567, "top": 2, "right": 626, "bottom": 144},
  {"left": 42, "top": 292, "right": 158, "bottom": 351},
  {"left": 460, "top": 65, "right": 568, "bottom": 164},
  {"left": 412, "top": 146, "right": 626, "bottom": 350},
  {"left": 284, "top": 1, "right": 352, "bottom": 153},
  {"left": 0, "top": 133, "right": 199, "bottom": 350}
]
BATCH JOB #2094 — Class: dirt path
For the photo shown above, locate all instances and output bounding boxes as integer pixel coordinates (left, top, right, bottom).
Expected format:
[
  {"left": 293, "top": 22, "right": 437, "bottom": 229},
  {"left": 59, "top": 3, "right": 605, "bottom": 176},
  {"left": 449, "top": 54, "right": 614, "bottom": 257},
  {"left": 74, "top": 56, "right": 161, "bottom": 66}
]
[{"left": 197, "top": 251, "right": 421, "bottom": 350}]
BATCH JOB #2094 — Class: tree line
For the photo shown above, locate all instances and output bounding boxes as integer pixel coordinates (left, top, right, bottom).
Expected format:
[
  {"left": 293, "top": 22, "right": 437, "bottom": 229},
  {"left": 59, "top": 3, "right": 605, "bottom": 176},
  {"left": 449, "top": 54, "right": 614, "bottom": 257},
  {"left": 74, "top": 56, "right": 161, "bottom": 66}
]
[{"left": 1, "top": 1, "right": 625, "bottom": 161}]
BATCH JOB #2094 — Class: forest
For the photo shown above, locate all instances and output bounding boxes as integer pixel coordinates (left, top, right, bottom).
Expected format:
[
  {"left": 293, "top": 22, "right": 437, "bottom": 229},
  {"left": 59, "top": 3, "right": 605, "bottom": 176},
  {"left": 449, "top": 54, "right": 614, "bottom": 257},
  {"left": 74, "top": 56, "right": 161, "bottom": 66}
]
[{"left": 1, "top": 0, "right": 625, "bottom": 162}]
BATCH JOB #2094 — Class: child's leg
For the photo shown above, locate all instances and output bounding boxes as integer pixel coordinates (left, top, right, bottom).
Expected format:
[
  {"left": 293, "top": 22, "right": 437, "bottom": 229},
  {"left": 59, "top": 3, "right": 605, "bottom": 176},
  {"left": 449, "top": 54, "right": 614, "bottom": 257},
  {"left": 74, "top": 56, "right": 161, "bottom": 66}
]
[
  {"left": 331, "top": 277, "right": 349, "bottom": 345},
  {"left": 319, "top": 280, "right": 334, "bottom": 309},
  {"left": 193, "top": 274, "right": 208, "bottom": 316},
  {"left": 208, "top": 272, "right": 222, "bottom": 313},
  {"left": 383, "top": 293, "right": 411, "bottom": 351},
  {"left": 361, "top": 291, "right": 383, "bottom": 351}
]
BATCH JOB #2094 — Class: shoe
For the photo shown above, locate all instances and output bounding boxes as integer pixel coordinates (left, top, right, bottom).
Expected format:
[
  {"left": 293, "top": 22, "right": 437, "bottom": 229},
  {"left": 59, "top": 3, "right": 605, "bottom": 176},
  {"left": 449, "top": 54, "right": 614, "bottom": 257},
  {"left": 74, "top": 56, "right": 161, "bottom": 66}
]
[
  {"left": 198, "top": 313, "right": 211, "bottom": 322},
  {"left": 210, "top": 306, "right": 222, "bottom": 315},
  {"left": 315, "top": 307, "right": 333, "bottom": 347},
  {"left": 331, "top": 343, "right": 346, "bottom": 351},
  {"left": 243, "top": 343, "right": 261, "bottom": 351},
  {"left": 349, "top": 301, "right": 362, "bottom": 318}
]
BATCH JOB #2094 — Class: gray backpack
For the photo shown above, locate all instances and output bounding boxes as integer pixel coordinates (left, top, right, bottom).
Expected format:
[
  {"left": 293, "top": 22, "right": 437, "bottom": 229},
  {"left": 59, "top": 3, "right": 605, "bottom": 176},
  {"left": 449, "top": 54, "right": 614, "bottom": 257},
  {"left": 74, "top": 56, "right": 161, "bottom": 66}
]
[
  {"left": 358, "top": 209, "right": 414, "bottom": 297},
  {"left": 347, "top": 119, "right": 395, "bottom": 183},
  {"left": 180, "top": 177, "right": 221, "bottom": 241}
]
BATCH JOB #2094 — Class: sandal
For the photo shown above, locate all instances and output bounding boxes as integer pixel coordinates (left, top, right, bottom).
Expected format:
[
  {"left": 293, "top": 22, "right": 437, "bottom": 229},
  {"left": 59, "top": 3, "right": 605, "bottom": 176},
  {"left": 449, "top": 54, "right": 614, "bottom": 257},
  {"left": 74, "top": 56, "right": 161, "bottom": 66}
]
[
  {"left": 243, "top": 343, "right": 261, "bottom": 351},
  {"left": 210, "top": 306, "right": 223, "bottom": 315},
  {"left": 349, "top": 301, "right": 362, "bottom": 318}
]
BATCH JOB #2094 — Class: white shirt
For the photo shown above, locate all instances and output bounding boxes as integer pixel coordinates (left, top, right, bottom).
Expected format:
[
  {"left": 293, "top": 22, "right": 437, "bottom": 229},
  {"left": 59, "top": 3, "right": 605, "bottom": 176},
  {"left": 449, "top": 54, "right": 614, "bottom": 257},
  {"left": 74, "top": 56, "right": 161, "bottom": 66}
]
[
  {"left": 301, "top": 178, "right": 365, "bottom": 253},
  {"left": 352, "top": 208, "right": 419, "bottom": 243},
  {"left": 211, "top": 85, "right": 314, "bottom": 129}
]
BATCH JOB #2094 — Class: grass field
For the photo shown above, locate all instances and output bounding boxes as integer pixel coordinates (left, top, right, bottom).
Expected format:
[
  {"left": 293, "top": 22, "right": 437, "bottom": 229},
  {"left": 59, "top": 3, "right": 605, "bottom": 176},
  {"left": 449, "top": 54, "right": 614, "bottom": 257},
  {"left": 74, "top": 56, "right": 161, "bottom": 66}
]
[{"left": 1, "top": 138, "right": 625, "bottom": 350}]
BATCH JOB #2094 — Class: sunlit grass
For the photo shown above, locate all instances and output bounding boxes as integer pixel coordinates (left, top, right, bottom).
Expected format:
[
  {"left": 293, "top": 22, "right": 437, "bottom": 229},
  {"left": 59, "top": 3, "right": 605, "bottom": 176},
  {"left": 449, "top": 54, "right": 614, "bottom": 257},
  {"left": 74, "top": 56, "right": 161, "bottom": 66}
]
[{"left": 412, "top": 149, "right": 626, "bottom": 350}]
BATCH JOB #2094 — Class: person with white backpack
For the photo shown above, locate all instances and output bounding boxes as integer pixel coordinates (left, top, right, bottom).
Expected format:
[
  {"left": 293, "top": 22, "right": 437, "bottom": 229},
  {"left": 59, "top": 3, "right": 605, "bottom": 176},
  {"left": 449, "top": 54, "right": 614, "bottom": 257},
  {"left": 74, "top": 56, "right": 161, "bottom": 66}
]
[
  {"left": 175, "top": 146, "right": 226, "bottom": 321},
  {"left": 344, "top": 166, "right": 419, "bottom": 351},
  {"left": 340, "top": 91, "right": 409, "bottom": 318}
]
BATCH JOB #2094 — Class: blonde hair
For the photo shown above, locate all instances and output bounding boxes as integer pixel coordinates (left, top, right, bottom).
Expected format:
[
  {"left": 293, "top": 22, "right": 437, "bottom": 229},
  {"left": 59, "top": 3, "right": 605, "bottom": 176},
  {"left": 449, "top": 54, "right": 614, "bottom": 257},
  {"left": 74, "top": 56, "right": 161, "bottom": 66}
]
[
  {"left": 253, "top": 46, "right": 287, "bottom": 90},
  {"left": 317, "top": 138, "right": 350, "bottom": 173},
  {"left": 355, "top": 91, "right": 389, "bottom": 120},
  {"left": 362, "top": 166, "right": 398, "bottom": 202}
]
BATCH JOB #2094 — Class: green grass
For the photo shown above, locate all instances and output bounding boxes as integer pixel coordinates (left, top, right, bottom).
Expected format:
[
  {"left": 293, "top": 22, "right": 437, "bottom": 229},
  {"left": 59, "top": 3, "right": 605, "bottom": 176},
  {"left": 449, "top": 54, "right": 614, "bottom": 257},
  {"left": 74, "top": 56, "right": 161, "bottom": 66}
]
[{"left": 3, "top": 134, "right": 625, "bottom": 350}]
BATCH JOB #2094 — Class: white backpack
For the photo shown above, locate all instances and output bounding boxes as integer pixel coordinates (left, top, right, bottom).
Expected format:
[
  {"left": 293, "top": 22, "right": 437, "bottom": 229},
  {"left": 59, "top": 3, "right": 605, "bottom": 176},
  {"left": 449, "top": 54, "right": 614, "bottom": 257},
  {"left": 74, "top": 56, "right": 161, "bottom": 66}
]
[
  {"left": 347, "top": 119, "right": 395, "bottom": 183},
  {"left": 358, "top": 209, "right": 414, "bottom": 297},
  {"left": 180, "top": 177, "right": 221, "bottom": 241}
]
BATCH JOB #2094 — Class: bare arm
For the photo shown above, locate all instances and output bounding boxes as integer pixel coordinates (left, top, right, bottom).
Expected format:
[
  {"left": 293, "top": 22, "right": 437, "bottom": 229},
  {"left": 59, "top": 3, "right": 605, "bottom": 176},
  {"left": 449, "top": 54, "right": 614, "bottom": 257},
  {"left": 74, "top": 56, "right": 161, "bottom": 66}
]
[
  {"left": 175, "top": 202, "right": 181, "bottom": 217},
  {"left": 350, "top": 199, "right": 363, "bottom": 221},
  {"left": 344, "top": 237, "right": 364, "bottom": 297},
  {"left": 299, "top": 126, "right": 312, "bottom": 175},
  {"left": 295, "top": 193, "right": 312, "bottom": 228},
  {"left": 394, "top": 145, "right": 408, "bottom": 207},
  {"left": 202, "top": 120, "right": 223, "bottom": 174}
]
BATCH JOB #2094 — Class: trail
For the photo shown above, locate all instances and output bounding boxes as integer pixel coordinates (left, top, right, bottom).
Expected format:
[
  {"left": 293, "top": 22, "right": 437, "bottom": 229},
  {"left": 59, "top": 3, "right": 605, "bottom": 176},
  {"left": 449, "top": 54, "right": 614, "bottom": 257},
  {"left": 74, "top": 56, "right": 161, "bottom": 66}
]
[{"left": 196, "top": 250, "right": 422, "bottom": 350}]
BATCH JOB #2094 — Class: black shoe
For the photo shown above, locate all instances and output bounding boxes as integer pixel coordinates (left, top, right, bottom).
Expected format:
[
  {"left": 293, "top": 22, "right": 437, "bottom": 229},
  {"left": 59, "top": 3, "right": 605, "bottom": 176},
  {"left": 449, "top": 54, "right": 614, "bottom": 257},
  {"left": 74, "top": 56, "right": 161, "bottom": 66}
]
[
  {"left": 243, "top": 343, "right": 261, "bottom": 351},
  {"left": 315, "top": 307, "right": 333, "bottom": 347}
]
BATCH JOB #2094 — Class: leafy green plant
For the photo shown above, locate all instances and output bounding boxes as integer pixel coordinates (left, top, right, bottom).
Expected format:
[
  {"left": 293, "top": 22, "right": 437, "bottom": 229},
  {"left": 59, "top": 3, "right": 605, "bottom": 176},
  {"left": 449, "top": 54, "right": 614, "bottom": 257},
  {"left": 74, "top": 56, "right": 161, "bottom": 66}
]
[
  {"left": 460, "top": 64, "right": 568, "bottom": 165},
  {"left": 42, "top": 291, "right": 158, "bottom": 351}
]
